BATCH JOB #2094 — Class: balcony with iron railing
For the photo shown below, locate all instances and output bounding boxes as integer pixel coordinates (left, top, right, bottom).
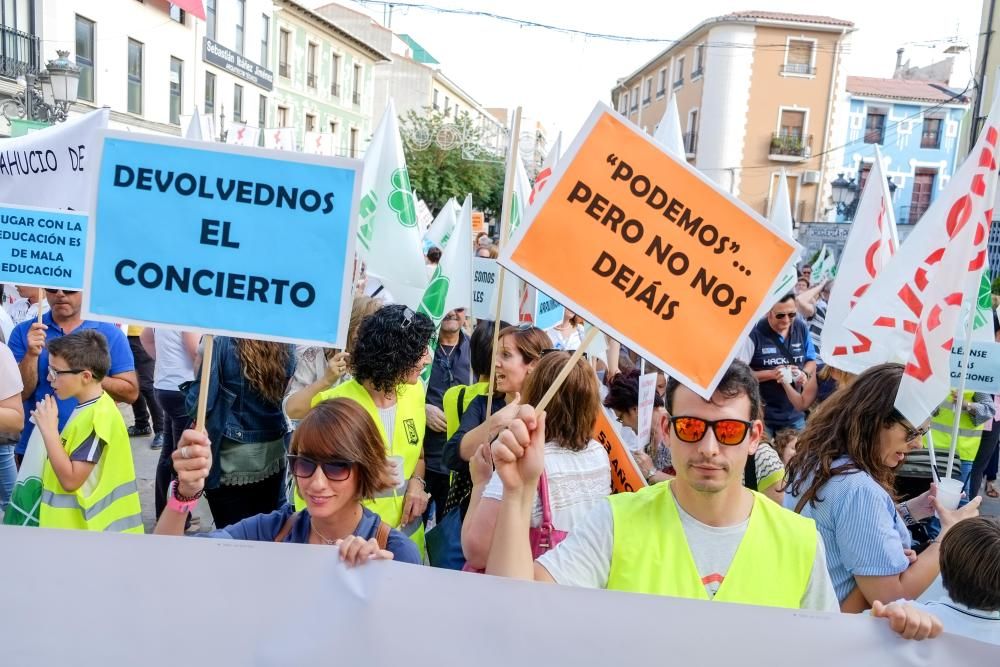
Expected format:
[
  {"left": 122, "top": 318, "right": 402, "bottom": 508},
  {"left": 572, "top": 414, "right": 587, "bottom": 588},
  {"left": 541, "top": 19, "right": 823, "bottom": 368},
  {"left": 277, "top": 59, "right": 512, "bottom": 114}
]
[
  {"left": 684, "top": 131, "right": 698, "bottom": 156},
  {"left": 782, "top": 62, "right": 816, "bottom": 75},
  {"left": 0, "top": 26, "right": 40, "bottom": 80},
  {"left": 769, "top": 132, "right": 812, "bottom": 161},
  {"left": 898, "top": 205, "right": 929, "bottom": 225}
]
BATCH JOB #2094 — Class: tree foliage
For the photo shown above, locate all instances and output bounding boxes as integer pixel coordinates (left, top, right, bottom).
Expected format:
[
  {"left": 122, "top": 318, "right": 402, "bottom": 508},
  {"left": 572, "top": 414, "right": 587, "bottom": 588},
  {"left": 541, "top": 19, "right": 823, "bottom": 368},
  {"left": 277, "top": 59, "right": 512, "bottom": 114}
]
[{"left": 400, "top": 108, "right": 505, "bottom": 218}]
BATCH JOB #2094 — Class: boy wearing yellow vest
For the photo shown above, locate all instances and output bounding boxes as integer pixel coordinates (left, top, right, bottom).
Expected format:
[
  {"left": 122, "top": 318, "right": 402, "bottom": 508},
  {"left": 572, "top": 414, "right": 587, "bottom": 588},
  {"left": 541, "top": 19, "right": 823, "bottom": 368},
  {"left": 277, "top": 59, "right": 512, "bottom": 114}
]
[
  {"left": 32, "top": 329, "right": 142, "bottom": 533},
  {"left": 487, "top": 361, "right": 941, "bottom": 639}
]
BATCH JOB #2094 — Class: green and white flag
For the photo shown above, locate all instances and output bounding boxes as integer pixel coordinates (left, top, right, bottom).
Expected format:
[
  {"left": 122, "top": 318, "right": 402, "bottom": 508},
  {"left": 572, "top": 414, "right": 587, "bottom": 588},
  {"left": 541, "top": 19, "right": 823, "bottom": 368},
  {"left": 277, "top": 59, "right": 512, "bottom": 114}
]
[
  {"left": 811, "top": 244, "right": 838, "bottom": 285},
  {"left": 973, "top": 269, "right": 996, "bottom": 334},
  {"left": 356, "top": 100, "right": 429, "bottom": 309},
  {"left": 509, "top": 156, "right": 532, "bottom": 235},
  {"left": 419, "top": 194, "right": 474, "bottom": 328},
  {"left": 3, "top": 428, "right": 45, "bottom": 526},
  {"left": 424, "top": 197, "right": 459, "bottom": 251}
]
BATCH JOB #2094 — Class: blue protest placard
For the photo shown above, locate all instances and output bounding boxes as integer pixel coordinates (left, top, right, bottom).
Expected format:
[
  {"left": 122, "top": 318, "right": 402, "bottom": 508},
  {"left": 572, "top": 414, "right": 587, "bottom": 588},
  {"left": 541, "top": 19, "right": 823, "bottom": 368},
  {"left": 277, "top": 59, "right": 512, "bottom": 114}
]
[
  {"left": 0, "top": 205, "right": 87, "bottom": 290},
  {"left": 83, "top": 131, "right": 361, "bottom": 347},
  {"left": 950, "top": 341, "right": 1000, "bottom": 392},
  {"left": 534, "top": 290, "right": 564, "bottom": 330}
]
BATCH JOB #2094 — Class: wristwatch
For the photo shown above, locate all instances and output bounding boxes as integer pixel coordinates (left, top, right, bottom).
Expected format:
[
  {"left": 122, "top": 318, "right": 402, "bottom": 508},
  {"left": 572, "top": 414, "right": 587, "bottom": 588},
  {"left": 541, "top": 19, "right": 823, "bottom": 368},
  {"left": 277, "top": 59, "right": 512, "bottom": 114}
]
[
  {"left": 644, "top": 467, "right": 657, "bottom": 481},
  {"left": 167, "top": 480, "right": 203, "bottom": 515}
]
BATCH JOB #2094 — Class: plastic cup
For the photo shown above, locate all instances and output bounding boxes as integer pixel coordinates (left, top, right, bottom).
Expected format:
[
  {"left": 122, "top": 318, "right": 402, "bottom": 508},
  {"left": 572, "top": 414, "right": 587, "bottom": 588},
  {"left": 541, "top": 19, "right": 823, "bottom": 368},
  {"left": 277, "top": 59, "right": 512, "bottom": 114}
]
[
  {"left": 779, "top": 367, "right": 794, "bottom": 384},
  {"left": 936, "top": 477, "right": 964, "bottom": 511}
]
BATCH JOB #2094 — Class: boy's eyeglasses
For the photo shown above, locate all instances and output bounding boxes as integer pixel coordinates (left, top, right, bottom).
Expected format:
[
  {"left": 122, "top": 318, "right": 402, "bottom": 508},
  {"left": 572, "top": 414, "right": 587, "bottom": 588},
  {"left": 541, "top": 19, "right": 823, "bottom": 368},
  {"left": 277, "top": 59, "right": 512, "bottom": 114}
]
[
  {"left": 668, "top": 416, "right": 752, "bottom": 446},
  {"left": 287, "top": 455, "right": 354, "bottom": 482},
  {"left": 47, "top": 367, "right": 85, "bottom": 382}
]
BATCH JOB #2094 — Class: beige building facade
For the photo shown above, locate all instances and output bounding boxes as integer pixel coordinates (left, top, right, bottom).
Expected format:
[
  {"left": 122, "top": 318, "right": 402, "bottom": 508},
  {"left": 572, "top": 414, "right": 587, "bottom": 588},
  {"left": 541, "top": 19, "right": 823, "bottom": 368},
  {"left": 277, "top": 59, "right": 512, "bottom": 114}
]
[{"left": 612, "top": 11, "right": 855, "bottom": 223}]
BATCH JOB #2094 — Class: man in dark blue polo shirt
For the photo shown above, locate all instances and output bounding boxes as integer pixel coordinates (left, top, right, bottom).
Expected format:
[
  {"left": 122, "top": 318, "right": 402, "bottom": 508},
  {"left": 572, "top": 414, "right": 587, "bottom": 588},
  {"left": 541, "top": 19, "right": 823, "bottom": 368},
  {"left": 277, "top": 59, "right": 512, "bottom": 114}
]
[{"left": 8, "top": 288, "right": 138, "bottom": 461}]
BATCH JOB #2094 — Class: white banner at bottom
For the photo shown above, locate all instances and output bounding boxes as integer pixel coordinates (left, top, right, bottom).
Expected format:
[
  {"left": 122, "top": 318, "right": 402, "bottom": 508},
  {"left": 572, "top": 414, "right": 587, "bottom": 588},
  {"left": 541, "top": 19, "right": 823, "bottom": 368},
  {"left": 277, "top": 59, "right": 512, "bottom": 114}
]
[{"left": 0, "top": 525, "right": 992, "bottom": 664}]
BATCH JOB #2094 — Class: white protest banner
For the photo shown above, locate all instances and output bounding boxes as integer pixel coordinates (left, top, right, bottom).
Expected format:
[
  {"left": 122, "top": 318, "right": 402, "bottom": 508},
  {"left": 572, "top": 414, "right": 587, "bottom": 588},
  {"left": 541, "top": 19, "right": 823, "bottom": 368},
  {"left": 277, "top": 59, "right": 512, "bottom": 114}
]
[
  {"left": 83, "top": 131, "right": 362, "bottom": 346},
  {"left": 950, "top": 341, "right": 1000, "bottom": 392},
  {"left": 2, "top": 525, "right": 991, "bottom": 665},
  {"left": 264, "top": 127, "right": 296, "bottom": 151},
  {"left": 303, "top": 131, "right": 335, "bottom": 156},
  {"left": 472, "top": 256, "right": 518, "bottom": 322},
  {"left": 500, "top": 103, "right": 799, "bottom": 397},
  {"left": 0, "top": 108, "right": 108, "bottom": 211},
  {"left": 636, "top": 371, "right": 658, "bottom": 449},
  {"left": 225, "top": 122, "right": 260, "bottom": 147}
]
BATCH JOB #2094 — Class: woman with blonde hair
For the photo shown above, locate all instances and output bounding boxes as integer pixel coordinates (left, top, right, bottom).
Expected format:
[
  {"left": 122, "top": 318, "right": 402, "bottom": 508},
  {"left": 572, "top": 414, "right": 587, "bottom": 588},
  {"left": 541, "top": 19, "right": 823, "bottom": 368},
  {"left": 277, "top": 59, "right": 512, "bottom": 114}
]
[{"left": 461, "top": 351, "right": 611, "bottom": 570}]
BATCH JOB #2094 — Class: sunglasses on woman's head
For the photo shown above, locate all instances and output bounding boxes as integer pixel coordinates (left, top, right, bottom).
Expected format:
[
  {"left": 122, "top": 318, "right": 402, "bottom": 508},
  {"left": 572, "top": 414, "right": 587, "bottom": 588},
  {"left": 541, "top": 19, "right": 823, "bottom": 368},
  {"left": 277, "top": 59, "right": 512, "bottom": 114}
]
[
  {"left": 287, "top": 454, "right": 354, "bottom": 481},
  {"left": 668, "top": 416, "right": 752, "bottom": 446}
]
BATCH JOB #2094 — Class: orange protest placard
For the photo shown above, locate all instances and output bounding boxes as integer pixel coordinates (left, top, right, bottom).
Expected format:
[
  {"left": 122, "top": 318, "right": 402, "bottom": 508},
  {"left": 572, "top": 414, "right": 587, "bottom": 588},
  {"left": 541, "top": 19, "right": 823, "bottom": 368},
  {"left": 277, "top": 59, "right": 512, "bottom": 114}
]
[
  {"left": 500, "top": 103, "right": 798, "bottom": 397},
  {"left": 471, "top": 210, "right": 486, "bottom": 234},
  {"left": 593, "top": 408, "right": 646, "bottom": 494}
]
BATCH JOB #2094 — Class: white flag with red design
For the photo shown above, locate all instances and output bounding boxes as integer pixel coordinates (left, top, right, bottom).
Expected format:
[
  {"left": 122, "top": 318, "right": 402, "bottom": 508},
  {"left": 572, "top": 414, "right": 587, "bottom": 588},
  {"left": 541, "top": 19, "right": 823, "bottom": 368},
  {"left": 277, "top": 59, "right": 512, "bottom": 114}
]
[
  {"left": 265, "top": 127, "right": 296, "bottom": 151},
  {"left": 225, "top": 122, "right": 260, "bottom": 147},
  {"left": 528, "top": 133, "right": 561, "bottom": 207},
  {"left": 822, "top": 146, "right": 900, "bottom": 373},
  {"left": 303, "top": 131, "right": 334, "bottom": 156},
  {"left": 846, "top": 88, "right": 1000, "bottom": 424}
]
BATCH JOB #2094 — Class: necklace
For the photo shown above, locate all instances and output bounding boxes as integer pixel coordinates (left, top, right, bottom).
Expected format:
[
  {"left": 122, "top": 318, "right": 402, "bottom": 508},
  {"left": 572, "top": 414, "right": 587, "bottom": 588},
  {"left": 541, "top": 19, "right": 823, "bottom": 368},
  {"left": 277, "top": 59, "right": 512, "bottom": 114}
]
[{"left": 311, "top": 524, "right": 338, "bottom": 545}]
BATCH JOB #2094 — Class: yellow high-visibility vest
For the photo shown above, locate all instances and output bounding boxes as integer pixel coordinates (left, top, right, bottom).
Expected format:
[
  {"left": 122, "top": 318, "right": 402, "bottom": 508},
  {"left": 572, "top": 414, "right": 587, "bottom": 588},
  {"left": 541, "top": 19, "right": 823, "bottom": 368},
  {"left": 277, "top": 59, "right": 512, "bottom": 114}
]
[
  {"left": 40, "top": 393, "right": 143, "bottom": 533},
  {"left": 930, "top": 391, "right": 985, "bottom": 462},
  {"left": 606, "top": 481, "right": 815, "bottom": 607}
]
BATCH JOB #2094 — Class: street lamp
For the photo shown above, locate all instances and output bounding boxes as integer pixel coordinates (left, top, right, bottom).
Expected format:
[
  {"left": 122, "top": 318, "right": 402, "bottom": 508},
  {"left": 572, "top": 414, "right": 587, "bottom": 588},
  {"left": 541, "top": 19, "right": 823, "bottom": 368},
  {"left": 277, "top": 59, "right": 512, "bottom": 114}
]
[
  {"left": 831, "top": 171, "right": 897, "bottom": 221},
  {"left": 1, "top": 50, "right": 81, "bottom": 125}
]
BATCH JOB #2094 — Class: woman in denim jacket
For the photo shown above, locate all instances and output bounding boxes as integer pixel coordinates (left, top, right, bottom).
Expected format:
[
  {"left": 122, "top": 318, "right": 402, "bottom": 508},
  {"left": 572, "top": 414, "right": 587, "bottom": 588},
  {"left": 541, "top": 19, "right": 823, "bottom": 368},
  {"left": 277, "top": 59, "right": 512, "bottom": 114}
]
[{"left": 196, "top": 336, "right": 294, "bottom": 528}]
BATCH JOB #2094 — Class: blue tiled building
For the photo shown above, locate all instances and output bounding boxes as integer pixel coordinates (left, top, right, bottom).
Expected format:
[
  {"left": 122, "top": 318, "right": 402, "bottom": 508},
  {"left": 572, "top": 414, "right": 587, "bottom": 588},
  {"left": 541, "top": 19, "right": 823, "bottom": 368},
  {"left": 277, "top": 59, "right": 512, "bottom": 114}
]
[{"left": 837, "top": 76, "right": 969, "bottom": 227}]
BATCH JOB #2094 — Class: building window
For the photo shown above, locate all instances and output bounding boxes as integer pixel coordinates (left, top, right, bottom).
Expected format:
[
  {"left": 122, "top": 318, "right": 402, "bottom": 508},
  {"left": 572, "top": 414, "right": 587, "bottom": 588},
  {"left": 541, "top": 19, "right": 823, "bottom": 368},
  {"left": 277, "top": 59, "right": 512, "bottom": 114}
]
[
  {"left": 260, "top": 14, "right": 269, "bottom": 68},
  {"left": 206, "top": 0, "right": 216, "bottom": 40},
  {"left": 307, "top": 43, "right": 317, "bottom": 88},
  {"left": 305, "top": 113, "right": 316, "bottom": 132},
  {"left": 921, "top": 117, "right": 942, "bottom": 149},
  {"left": 692, "top": 44, "right": 705, "bottom": 78},
  {"left": 350, "top": 127, "right": 359, "bottom": 157},
  {"left": 235, "top": 0, "right": 245, "bottom": 55},
  {"left": 685, "top": 108, "right": 699, "bottom": 154},
  {"left": 331, "top": 54, "right": 341, "bottom": 96},
  {"left": 258, "top": 94, "right": 267, "bottom": 129},
  {"left": 75, "top": 15, "right": 95, "bottom": 103},
  {"left": 352, "top": 64, "right": 362, "bottom": 105},
  {"left": 127, "top": 38, "right": 143, "bottom": 115},
  {"left": 169, "top": 57, "right": 182, "bottom": 125},
  {"left": 779, "top": 109, "right": 805, "bottom": 138},
  {"left": 433, "top": 89, "right": 439, "bottom": 110},
  {"left": 169, "top": 5, "right": 185, "bottom": 22},
  {"left": 277, "top": 105, "right": 288, "bottom": 127},
  {"left": 233, "top": 83, "right": 243, "bottom": 122},
  {"left": 908, "top": 169, "right": 936, "bottom": 223},
  {"left": 329, "top": 120, "right": 337, "bottom": 134},
  {"left": 858, "top": 163, "right": 872, "bottom": 192},
  {"left": 642, "top": 77, "right": 652, "bottom": 105},
  {"left": 618, "top": 94, "right": 627, "bottom": 114},
  {"left": 673, "top": 56, "right": 684, "bottom": 88},
  {"left": 204, "top": 71, "right": 216, "bottom": 117},
  {"left": 278, "top": 29, "right": 290, "bottom": 78},
  {"left": 656, "top": 68, "right": 666, "bottom": 97},
  {"left": 630, "top": 86, "right": 638, "bottom": 112},
  {"left": 864, "top": 110, "right": 886, "bottom": 144},
  {"left": 444, "top": 95, "right": 450, "bottom": 116},
  {"left": 771, "top": 109, "right": 809, "bottom": 157},
  {"left": 784, "top": 39, "right": 815, "bottom": 75}
]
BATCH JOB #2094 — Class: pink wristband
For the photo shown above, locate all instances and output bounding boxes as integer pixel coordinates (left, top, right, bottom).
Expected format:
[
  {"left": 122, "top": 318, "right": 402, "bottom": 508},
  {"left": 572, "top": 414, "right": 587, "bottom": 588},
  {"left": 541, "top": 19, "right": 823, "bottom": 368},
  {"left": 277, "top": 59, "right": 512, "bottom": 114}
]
[{"left": 166, "top": 480, "right": 200, "bottom": 515}]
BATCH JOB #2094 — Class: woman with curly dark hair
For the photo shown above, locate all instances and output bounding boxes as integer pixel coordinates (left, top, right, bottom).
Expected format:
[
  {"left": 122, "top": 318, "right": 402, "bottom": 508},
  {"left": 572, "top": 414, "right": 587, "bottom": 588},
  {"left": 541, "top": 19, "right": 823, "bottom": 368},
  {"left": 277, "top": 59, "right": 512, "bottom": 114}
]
[
  {"left": 308, "top": 304, "right": 435, "bottom": 554},
  {"left": 784, "top": 363, "right": 982, "bottom": 611}
]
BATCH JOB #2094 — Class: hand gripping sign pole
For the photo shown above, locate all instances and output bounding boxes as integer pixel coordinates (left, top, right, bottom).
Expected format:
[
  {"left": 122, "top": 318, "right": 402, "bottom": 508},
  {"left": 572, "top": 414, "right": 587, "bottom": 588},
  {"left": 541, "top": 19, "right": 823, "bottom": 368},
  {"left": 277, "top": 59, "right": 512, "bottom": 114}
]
[{"left": 485, "top": 107, "right": 522, "bottom": 419}]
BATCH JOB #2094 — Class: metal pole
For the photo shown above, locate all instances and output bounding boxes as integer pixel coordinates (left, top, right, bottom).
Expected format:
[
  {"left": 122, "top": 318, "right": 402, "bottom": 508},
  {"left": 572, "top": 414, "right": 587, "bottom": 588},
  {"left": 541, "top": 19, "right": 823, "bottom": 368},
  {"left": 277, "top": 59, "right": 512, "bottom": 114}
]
[{"left": 24, "top": 71, "right": 33, "bottom": 120}]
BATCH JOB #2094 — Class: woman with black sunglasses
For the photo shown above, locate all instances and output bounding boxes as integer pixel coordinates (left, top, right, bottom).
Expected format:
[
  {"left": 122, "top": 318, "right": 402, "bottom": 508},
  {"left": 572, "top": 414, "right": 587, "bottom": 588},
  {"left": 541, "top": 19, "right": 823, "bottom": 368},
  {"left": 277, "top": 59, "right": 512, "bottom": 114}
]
[
  {"left": 153, "top": 398, "right": 420, "bottom": 564},
  {"left": 784, "top": 363, "right": 982, "bottom": 612}
]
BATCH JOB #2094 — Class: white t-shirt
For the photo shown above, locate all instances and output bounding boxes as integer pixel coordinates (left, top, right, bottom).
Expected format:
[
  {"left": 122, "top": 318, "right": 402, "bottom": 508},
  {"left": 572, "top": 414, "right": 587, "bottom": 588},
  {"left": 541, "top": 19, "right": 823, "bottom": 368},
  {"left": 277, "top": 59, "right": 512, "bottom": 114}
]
[
  {"left": 0, "top": 308, "right": 13, "bottom": 345},
  {"left": 537, "top": 486, "right": 839, "bottom": 612},
  {"left": 916, "top": 598, "right": 999, "bottom": 646},
  {"left": 153, "top": 329, "right": 196, "bottom": 391},
  {"left": 3, "top": 296, "right": 48, "bottom": 327},
  {"left": 483, "top": 439, "right": 611, "bottom": 530},
  {"left": 0, "top": 344, "right": 23, "bottom": 400},
  {"left": 545, "top": 325, "right": 584, "bottom": 352}
]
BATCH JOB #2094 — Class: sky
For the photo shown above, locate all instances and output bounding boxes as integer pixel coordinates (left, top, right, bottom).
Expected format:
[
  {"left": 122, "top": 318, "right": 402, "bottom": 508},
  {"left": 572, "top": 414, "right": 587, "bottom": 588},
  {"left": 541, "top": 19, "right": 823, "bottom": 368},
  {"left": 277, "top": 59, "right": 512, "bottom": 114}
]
[{"left": 313, "top": 0, "right": 985, "bottom": 141}]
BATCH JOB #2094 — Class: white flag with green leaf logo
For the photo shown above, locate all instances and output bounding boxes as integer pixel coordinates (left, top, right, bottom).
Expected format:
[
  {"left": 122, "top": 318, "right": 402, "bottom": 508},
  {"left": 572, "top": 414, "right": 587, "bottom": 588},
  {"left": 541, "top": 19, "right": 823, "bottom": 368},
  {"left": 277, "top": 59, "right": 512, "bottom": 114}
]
[
  {"left": 419, "top": 194, "right": 474, "bottom": 328},
  {"left": 424, "top": 197, "right": 459, "bottom": 251},
  {"left": 811, "top": 244, "right": 838, "bottom": 285},
  {"left": 356, "top": 100, "right": 429, "bottom": 309}
]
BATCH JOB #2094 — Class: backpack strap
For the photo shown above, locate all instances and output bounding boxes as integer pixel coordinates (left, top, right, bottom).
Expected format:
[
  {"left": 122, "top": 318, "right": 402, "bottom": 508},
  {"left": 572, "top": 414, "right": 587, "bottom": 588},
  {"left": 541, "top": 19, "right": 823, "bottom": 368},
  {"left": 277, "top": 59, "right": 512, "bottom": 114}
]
[
  {"left": 375, "top": 519, "right": 391, "bottom": 550},
  {"left": 743, "top": 454, "right": 758, "bottom": 491},
  {"left": 456, "top": 387, "right": 468, "bottom": 418},
  {"left": 274, "top": 511, "right": 301, "bottom": 543}
]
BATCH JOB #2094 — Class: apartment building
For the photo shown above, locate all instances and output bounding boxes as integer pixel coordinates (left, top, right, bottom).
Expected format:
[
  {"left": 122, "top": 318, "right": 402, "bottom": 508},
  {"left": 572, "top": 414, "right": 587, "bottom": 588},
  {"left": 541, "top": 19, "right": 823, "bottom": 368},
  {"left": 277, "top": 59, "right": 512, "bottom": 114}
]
[{"left": 611, "top": 10, "right": 855, "bottom": 224}]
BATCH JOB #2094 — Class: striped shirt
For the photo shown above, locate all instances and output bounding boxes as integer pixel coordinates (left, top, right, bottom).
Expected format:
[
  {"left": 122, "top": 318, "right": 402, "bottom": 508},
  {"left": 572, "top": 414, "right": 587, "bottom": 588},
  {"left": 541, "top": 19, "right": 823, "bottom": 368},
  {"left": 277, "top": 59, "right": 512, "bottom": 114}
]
[{"left": 784, "top": 457, "right": 911, "bottom": 602}]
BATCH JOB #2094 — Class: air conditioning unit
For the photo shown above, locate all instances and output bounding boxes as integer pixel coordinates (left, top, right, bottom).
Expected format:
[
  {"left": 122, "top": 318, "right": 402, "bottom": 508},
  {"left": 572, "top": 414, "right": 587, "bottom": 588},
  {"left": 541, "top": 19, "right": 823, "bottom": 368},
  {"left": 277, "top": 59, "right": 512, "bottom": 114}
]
[{"left": 801, "top": 170, "right": 821, "bottom": 184}]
